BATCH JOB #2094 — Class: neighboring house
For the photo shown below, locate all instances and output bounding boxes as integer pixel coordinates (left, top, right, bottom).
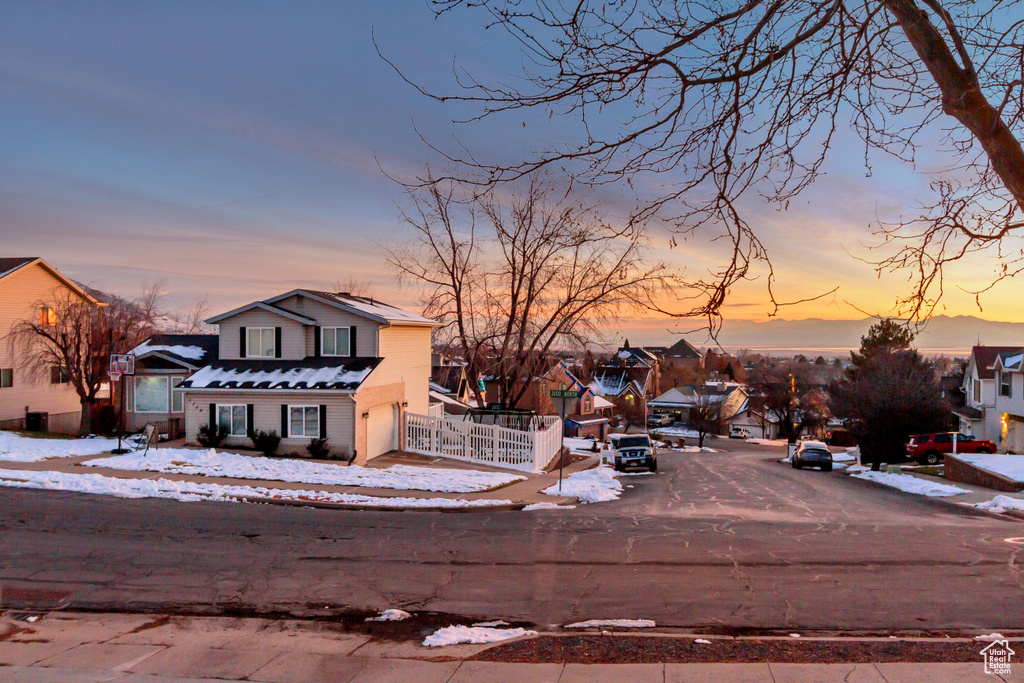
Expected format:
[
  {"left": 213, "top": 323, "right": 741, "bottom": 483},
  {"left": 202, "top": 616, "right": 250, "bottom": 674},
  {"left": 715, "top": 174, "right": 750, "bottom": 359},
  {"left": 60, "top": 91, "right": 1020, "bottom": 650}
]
[
  {"left": 124, "top": 334, "right": 219, "bottom": 439},
  {"left": 991, "top": 349, "right": 1024, "bottom": 453},
  {"left": 179, "top": 289, "right": 439, "bottom": 462},
  {"left": 649, "top": 382, "right": 747, "bottom": 435},
  {"left": 0, "top": 257, "right": 101, "bottom": 434},
  {"left": 521, "top": 360, "right": 611, "bottom": 439},
  {"left": 659, "top": 337, "right": 704, "bottom": 371},
  {"left": 430, "top": 362, "right": 475, "bottom": 406},
  {"left": 587, "top": 365, "right": 654, "bottom": 407},
  {"left": 956, "top": 345, "right": 1019, "bottom": 443}
]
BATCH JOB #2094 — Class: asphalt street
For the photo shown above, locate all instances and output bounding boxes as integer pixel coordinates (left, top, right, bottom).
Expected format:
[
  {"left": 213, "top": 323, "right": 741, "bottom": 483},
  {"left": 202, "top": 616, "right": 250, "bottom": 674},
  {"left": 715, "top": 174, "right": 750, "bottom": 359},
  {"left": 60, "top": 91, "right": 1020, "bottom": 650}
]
[{"left": 2, "top": 441, "right": 1022, "bottom": 631}]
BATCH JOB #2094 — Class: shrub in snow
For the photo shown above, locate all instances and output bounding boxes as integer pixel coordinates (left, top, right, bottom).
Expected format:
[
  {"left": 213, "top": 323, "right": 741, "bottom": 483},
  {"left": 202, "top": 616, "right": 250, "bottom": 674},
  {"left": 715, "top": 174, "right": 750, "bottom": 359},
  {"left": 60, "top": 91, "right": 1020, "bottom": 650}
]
[
  {"left": 196, "top": 423, "right": 228, "bottom": 447},
  {"left": 306, "top": 437, "right": 330, "bottom": 459},
  {"left": 248, "top": 429, "right": 281, "bottom": 457}
]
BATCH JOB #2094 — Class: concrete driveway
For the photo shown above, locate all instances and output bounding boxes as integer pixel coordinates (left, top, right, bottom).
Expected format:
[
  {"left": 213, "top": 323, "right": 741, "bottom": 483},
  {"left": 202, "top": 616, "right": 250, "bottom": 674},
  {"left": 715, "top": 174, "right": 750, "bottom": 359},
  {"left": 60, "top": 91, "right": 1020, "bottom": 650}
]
[{"left": 1, "top": 439, "right": 1021, "bottom": 631}]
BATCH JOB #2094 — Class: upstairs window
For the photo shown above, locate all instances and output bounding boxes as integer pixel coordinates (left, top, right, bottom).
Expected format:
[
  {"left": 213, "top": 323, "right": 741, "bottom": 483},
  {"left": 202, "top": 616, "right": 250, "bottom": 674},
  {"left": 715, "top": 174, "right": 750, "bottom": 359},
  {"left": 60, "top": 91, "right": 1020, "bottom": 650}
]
[
  {"left": 974, "top": 379, "right": 981, "bottom": 403},
  {"left": 40, "top": 306, "right": 56, "bottom": 326},
  {"left": 0, "top": 369, "right": 12, "bottom": 388},
  {"left": 50, "top": 366, "right": 70, "bottom": 384},
  {"left": 1000, "top": 371, "right": 1012, "bottom": 398},
  {"left": 321, "top": 327, "right": 350, "bottom": 357},
  {"left": 247, "top": 327, "right": 275, "bottom": 357}
]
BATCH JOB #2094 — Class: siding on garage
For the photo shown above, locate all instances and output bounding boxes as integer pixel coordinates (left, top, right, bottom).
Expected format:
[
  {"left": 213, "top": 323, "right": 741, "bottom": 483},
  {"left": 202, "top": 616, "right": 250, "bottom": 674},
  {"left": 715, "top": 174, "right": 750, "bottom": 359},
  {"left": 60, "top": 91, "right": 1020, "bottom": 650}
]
[
  {"left": 0, "top": 261, "right": 87, "bottom": 432},
  {"left": 183, "top": 390, "right": 356, "bottom": 457},
  {"left": 366, "top": 403, "right": 399, "bottom": 459},
  {"left": 216, "top": 309, "right": 306, "bottom": 361},
  {"left": 367, "top": 325, "right": 432, "bottom": 415}
]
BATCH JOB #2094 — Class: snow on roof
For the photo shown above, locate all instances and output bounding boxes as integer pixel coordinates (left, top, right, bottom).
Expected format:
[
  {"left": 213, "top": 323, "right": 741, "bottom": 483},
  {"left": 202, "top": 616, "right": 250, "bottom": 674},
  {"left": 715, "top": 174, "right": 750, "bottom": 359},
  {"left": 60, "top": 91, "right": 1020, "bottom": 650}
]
[
  {"left": 180, "top": 358, "right": 379, "bottom": 391},
  {"left": 0, "top": 257, "right": 37, "bottom": 280},
  {"left": 592, "top": 394, "right": 614, "bottom": 410},
  {"left": 1001, "top": 351, "right": 1024, "bottom": 371},
  {"left": 133, "top": 340, "right": 206, "bottom": 361},
  {"left": 292, "top": 289, "right": 439, "bottom": 326}
]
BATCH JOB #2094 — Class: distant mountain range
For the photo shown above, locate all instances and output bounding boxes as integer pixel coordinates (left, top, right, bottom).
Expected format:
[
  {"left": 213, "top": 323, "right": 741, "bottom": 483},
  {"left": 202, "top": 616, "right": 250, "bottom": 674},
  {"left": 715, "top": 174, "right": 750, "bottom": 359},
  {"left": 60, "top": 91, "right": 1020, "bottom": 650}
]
[{"left": 700, "top": 315, "right": 1024, "bottom": 356}]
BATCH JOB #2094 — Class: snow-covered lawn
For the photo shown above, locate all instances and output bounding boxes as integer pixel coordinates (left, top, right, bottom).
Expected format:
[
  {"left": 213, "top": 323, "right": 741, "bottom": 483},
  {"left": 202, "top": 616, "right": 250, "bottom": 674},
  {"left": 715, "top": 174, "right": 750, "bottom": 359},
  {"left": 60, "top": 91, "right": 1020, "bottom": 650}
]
[
  {"left": 422, "top": 625, "right": 537, "bottom": 647},
  {"left": 652, "top": 427, "right": 701, "bottom": 438},
  {"left": 542, "top": 465, "right": 622, "bottom": 503},
  {"left": 564, "top": 619, "right": 656, "bottom": 629},
  {"left": 563, "top": 437, "right": 601, "bottom": 454},
  {"left": 83, "top": 448, "right": 524, "bottom": 493},
  {"left": 0, "top": 432, "right": 121, "bottom": 462},
  {"left": 0, "top": 468, "right": 513, "bottom": 509},
  {"left": 954, "top": 454, "right": 1024, "bottom": 484},
  {"left": 849, "top": 469, "right": 970, "bottom": 497},
  {"left": 975, "top": 495, "right": 1024, "bottom": 513}
]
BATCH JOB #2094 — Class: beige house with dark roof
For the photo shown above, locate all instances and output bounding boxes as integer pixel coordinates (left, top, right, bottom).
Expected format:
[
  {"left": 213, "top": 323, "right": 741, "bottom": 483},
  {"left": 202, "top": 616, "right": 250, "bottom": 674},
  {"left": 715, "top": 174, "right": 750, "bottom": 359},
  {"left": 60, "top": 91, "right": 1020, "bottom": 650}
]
[
  {"left": 0, "top": 257, "right": 101, "bottom": 433},
  {"left": 180, "top": 289, "right": 440, "bottom": 462}
]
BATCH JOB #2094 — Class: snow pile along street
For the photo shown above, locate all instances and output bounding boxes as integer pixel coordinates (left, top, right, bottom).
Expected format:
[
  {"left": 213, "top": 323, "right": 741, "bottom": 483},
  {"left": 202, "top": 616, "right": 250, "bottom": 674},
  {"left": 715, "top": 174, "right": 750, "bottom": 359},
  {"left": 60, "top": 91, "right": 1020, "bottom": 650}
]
[
  {"left": 84, "top": 448, "right": 524, "bottom": 492},
  {"left": 564, "top": 619, "right": 656, "bottom": 629},
  {"left": 975, "top": 495, "right": 1024, "bottom": 513},
  {"left": 365, "top": 609, "right": 411, "bottom": 622},
  {"left": 849, "top": 469, "right": 970, "bottom": 497},
  {"left": 0, "top": 468, "right": 514, "bottom": 509},
  {"left": 422, "top": 625, "right": 537, "bottom": 647},
  {"left": 542, "top": 465, "right": 622, "bottom": 503},
  {"left": 0, "top": 432, "right": 121, "bottom": 462},
  {"left": 954, "top": 454, "right": 1024, "bottom": 483}
]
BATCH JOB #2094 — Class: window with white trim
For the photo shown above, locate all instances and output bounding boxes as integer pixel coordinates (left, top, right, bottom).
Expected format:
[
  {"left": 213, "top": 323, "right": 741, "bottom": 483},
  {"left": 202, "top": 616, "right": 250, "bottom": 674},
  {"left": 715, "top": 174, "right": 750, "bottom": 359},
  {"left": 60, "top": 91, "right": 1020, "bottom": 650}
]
[
  {"left": 974, "top": 379, "right": 981, "bottom": 403},
  {"left": 247, "top": 327, "right": 275, "bottom": 357},
  {"left": 1000, "top": 371, "right": 1012, "bottom": 398},
  {"left": 0, "top": 368, "right": 12, "bottom": 388},
  {"left": 134, "top": 376, "right": 169, "bottom": 413},
  {"left": 171, "top": 376, "right": 185, "bottom": 413},
  {"left": 321, "top": 327, "right": 350, "bottom": 357},
  {"left": 218, "top": 405, "right": 247, "bottom": 437},
  {"left": 289, "top": 405, "right": 320, "bottom": 437}
]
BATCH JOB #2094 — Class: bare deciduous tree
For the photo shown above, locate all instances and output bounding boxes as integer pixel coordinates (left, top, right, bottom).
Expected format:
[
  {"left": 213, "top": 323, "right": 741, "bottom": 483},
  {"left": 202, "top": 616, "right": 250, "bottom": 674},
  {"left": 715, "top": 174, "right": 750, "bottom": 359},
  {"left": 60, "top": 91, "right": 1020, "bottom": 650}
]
[
  {"left": 8, "top": 286, "right": 161, "bottom": 435},
  {"left": 386, "top": 171, "right": 678, "bottom": 410},
  {"left": 165, "top": 294, "right": 213, "bottom": 334},
  {"left": 390, "top": 0, "right": 1024, "bottom": 322},
  {"left": 690, "top": 394, "right": 722, "bottom": 448}
]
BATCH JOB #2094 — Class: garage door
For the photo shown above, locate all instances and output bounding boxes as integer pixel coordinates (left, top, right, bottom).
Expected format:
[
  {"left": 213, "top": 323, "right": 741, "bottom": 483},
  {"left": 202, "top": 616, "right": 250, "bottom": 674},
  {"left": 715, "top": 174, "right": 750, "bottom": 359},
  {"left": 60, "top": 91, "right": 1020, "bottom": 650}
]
[{"left": 366, "top": 404, "right": 399, "bottom": 459}]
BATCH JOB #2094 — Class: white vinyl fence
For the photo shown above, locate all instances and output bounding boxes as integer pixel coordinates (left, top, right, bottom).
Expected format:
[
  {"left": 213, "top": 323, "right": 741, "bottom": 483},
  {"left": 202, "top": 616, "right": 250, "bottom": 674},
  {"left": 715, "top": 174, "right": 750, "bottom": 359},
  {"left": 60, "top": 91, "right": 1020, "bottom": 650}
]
[
  {"left": 427, "top": 402, "right": 445, "bottom": 419},
  {"left": 405, "top": 413, "right": 562, "bottom": 473}
]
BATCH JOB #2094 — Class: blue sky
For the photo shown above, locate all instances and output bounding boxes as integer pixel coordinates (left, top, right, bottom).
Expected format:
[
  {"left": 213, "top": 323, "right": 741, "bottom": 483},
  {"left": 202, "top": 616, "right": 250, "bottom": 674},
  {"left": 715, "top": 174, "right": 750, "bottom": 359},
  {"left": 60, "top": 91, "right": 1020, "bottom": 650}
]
[{"left": 2, "top": 1, "right": 1020, "bottom": 343}]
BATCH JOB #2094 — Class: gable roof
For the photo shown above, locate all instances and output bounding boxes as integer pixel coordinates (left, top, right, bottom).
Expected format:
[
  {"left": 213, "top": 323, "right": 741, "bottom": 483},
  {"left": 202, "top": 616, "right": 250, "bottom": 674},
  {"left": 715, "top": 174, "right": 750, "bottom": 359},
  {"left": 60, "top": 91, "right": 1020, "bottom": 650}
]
[
  {"left": 588, "top": 365, "right": 652, "bottom": 397},
  {"left": 269, "top": 289, "right": 440, "bottom": 327},
  {"left": 971, "top": 345, "right": 1023, "bottom": 379},
  {"left": 614, "top": 346, "right": 658, "bottom": 366},
  {"left": 0, "top": 257, "right": 100, "bottom": 304},
  {"left": 132, "top": 334, "right": 219, "bottom": 369},
  {"left": 206, "top": 300, "right": 318, "bottom": 325},
  {"left": 179, "top": 356, "right": 380, "bottom": 391},
  {"left": 664, "top": 337, "right": 702, "bottom": 359},
  {"left": 994, "top": 349, "right": 1024, "bottom": 373}
]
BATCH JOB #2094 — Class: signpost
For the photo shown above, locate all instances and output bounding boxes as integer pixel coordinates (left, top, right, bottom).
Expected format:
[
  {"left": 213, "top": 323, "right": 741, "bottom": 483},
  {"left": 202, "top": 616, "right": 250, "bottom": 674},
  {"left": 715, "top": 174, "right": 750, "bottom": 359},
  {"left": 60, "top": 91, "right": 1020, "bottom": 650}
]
[
  {"left": 550, "top": 389, "right": 579, "bottom": 492},
  {"left": 109, "top": 354, "right": 135, "bottom": 454}
]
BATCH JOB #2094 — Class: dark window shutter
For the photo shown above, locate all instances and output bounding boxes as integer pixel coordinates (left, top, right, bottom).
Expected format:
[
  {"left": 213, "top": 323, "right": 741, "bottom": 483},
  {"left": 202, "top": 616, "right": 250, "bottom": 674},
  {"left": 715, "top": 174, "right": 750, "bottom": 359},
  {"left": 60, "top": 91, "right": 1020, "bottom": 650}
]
[
  {"left": 239, "top": 327, "right": 247, "bottom": 358},
  {"left": 281, "top": 404, "right": 289, "bottom": 438},
  {"left": 319, "top": 404, "right": 327, "bottom": 439},
  {"left": 275, "top": 327, "right": 282, "bottom": 358},
  {"left": 349, "top": 326, "right": 357, "bottom": 357},
  {"left": 314, "top": 326, "right": 321, "bottom": 357},
  {"left": 246, "top": 404, "right": 254, "bottom": 433},
  {"left": 209, "top": 403, "right": 216, "bottom": 428}
]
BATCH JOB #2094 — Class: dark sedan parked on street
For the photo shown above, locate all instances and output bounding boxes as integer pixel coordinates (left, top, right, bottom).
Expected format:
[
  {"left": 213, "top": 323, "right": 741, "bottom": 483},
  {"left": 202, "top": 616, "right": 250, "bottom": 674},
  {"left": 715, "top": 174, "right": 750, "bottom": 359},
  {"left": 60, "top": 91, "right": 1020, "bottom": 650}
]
[{"left": 792, "top": 440, "right": 833, "bottom": 472}]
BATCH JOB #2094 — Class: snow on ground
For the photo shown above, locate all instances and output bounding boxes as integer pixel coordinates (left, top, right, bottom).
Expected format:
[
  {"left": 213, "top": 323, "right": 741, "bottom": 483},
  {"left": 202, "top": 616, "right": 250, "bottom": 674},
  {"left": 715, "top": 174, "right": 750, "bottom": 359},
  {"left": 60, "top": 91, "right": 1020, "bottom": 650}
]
[
  {"left": 422, "top": 625, "right": 537, "bottom": 647},
  {"left": 564, "top": 619, "right": 656, "bottom": 629},
  {"left": 747, "top": 438, "right": 788, "bottom": 447},
  {"left": 0, "top": 468, "right": 513, "bottom": 508},
  {"left": 365, "top": 609, "right": 411, "bottom": 622},
  {"left": 954, "top": 454, "right": 1024, "bottom": 483},
  {"left": 975, "top": 495, "right": 1024, "bottom": 513},
  {"left": 84, "top": 448, "right": 524, "bottom": 493},
  {"left": 0, "top": 432, "right": 121, "bottom": 462},
  {"left": 849, "top": 470, "right": 970, "bottom": 497},
  {"left": 682, "top": 446, "right": 720, "bottom": 453},
  {"left": 563, "top": 437, "right": 601, "bottom": 454},
  {"left": 522, "top": 502, "right": 575, "bottom": 511},
  {"left": 473, "top": 620, "right": 509, "bottom": 627},
  {"left": 542, "top": 465, "right": 622, "bottom": 503},
  {"left": 651, "top": 427, "right": 701, "bottom": 438}
]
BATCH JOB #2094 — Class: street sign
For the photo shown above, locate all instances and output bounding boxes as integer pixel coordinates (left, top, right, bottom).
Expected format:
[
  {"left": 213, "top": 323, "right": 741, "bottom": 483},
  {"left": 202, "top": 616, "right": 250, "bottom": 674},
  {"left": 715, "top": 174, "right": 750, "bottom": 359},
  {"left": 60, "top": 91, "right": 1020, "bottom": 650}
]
[{"left": 550, "top": 389, "right": 579, "bottom": 399}]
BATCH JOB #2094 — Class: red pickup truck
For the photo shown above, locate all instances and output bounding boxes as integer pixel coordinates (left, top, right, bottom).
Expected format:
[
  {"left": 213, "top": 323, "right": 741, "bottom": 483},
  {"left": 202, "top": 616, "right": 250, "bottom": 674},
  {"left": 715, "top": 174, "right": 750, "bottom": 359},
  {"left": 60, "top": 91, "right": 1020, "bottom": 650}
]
[{"left": 906, "top": 432, "right": 996, "bottom": 465}]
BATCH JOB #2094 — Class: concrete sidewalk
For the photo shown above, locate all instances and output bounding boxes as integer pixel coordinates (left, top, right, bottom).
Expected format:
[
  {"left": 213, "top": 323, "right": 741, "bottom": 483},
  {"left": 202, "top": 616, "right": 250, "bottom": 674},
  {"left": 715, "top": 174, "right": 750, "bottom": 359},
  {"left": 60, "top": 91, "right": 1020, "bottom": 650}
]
[
  {"left": 1, "top": 612, "right": 1020, "bottom": 683},
  {"left": 0, "top": 449, "right": 594, "bottom": 509}
]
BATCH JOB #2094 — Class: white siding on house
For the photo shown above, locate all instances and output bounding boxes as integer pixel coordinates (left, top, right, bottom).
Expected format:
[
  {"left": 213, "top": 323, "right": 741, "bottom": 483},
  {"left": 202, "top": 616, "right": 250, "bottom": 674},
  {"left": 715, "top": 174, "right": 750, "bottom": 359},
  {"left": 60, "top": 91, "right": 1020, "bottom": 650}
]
[
  {"left": 183, "top": 390, "right": 356, "bottom": 457},
  {"left": 0, "top": 262, "right": 86, "bottom": 431},
  {"left": 272, "top": 294, "right": 380, "bottom": 357},
  {"left": 216, "top": 310, "right": 306, "bottom": 360},
  {"left": 367, "top": 325, "right": 432, "bottom": 414}
]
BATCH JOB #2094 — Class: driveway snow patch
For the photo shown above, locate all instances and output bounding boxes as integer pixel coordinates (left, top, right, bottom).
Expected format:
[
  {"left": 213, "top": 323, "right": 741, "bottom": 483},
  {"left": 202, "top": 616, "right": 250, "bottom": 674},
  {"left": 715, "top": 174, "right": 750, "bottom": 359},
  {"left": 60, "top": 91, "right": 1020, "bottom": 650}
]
[
  {"left": 850, "top": 470, "right": 970, "bottom": 497},
  {"left": 422, "top": 625, "right": 537, "bottom": 647},
  {"left": 0, "top": 432, "right": 121, "bottom": 462},
  {"left": 84, "top": 448, "right": 524, "bottom": 492},
  {"left": 0, "top": 468, "right": 513, "bottom": 508},
  {"left": 542, "top": 465, "right": 622, "bottom": 503},
  {"left": 565, "top": 619, "right": 656, "bottom": 629}
]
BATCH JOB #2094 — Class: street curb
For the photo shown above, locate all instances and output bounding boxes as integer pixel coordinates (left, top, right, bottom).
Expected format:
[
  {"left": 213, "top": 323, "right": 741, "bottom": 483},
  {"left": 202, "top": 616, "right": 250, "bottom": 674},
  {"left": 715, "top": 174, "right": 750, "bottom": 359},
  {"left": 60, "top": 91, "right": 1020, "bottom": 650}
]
[{"left": 228, "top": 494, "right": 580, "bottom": 513}]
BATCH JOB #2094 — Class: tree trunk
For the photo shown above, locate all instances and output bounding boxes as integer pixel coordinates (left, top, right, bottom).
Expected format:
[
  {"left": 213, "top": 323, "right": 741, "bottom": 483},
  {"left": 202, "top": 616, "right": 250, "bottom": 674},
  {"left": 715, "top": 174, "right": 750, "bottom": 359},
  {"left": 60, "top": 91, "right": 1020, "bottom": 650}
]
[
  {"left": 885, "top": 0, "right": 1024, "bottom": 209},
  {"left": 78, "top": 397, "right": 96, "bottom": 436}
]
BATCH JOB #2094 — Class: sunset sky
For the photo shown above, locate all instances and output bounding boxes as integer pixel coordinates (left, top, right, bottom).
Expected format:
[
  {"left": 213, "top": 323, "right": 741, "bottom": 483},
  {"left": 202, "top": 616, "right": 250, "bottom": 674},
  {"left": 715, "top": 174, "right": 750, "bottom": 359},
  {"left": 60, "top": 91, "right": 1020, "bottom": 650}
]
[{"left": 2, "top": 1, "right": 1020, "bottom": 344}]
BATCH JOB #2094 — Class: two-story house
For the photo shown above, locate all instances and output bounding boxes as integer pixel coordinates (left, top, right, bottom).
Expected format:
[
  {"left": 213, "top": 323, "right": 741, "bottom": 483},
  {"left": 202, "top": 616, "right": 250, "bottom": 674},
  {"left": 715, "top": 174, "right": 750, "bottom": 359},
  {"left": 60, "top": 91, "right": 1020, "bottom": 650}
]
[
  {"left": 0, "top": 257, "right": 101, "bottom": 434},
  {"left": 179, "top": 289, "right": 439, "bottom": 462},
  {"left": 991, "top": 349, "right": 1024, "bottom": 453},
  {"left": 956, "top": 346, "right": 1020, "bottom": 442}
]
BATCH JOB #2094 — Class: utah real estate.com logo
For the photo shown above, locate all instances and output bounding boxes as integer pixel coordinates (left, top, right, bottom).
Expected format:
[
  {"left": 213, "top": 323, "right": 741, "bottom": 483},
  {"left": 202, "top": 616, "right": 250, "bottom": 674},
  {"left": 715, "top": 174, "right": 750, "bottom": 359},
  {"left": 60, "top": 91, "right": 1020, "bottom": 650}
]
[{"left": 980, "top": 639, "right": 1014, "bottom": 676}]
